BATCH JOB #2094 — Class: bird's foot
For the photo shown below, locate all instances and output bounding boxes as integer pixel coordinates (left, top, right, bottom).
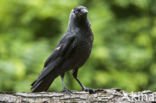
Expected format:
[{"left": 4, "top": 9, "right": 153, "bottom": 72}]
[
  {"left": 82, "top": 88, "right": 95, "bottom": 94},
  {"left": 60, "top": 88, "right": 72, "bottom": 94}
]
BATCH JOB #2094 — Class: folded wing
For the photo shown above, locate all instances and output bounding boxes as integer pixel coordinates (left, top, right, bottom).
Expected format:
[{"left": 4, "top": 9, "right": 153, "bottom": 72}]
[{"left": 31, "top": 35, "right": 75, "bottom": 92}]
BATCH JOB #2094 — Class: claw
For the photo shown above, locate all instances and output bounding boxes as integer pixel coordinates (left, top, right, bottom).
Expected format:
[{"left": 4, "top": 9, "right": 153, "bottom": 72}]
[
  {"left": 82, "top": 88, "right": 95, "bottom": 94},
  {"left": 60, "top": 88, "right": 72, "bottom": 94}
]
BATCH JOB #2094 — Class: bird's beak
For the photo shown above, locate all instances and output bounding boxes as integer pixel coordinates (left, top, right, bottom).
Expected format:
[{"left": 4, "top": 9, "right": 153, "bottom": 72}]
[{"left": 81, "top": 8, "right": 88, "bottom": 14}]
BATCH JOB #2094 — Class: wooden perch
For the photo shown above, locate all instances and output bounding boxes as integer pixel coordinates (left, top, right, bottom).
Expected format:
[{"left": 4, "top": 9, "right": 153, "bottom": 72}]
[{"left": 0, "top": 89, "right": 155, "bottom": 103}]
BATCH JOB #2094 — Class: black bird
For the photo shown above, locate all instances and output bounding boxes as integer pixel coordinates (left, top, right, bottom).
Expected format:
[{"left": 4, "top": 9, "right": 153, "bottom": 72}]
[{"left": 31, "top": 6, "right": 94, "bottom": 93}]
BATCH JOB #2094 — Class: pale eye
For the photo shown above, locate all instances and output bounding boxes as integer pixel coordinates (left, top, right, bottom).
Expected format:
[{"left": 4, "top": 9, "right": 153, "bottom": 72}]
[
  {"left": 74, "top": 9, "right": 81, "bottom": 14},
  {"left": 77, "top": 9, "right": 81, "bottom": 12}
]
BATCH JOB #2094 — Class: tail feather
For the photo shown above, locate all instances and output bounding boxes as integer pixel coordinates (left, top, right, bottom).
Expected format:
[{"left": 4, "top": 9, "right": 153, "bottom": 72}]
[
  {"left": 31, "top": 59, "right": 62, "bottom": 92},
  {"left": 31, "top": 73, "right": 56, "bottom": 92}
]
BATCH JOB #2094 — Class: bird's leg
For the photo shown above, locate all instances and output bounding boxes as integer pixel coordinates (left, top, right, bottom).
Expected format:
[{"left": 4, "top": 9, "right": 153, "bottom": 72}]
[
  {"left": 73, "top": 69, "right": 95, "bottom": 94},
  {"left": 60, "top": 74, "right": 72, "bottom": 94}
]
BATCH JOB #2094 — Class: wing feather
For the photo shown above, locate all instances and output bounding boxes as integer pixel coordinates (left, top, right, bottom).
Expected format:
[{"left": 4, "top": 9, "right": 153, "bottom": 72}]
[{"left": 33, "top": 35, "right": 75, "bottom": 85}]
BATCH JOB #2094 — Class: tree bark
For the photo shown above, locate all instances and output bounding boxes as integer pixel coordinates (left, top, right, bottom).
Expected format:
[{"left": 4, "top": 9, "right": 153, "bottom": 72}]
[{"left": 0, "top": 89, "right": 155, "bottom": 103}]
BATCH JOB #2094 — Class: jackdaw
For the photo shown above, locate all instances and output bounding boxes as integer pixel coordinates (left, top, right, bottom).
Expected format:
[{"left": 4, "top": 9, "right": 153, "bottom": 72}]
[{"left": 31, "top": 6, "right": 94, "bottom": 93}]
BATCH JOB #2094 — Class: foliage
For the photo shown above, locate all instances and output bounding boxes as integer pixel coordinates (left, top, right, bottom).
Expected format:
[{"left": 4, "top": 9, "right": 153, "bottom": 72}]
[{"left": 0, "top": 0, "right": 156, "bottom": 92}]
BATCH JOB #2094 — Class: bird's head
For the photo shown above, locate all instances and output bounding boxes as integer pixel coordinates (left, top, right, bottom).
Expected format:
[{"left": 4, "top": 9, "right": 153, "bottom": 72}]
[
  {"left": 71, "top": 6, "right": 88, "bottom": 19},
  {"left": 68, "top": 6, "right": 90, "bottom": 30}
]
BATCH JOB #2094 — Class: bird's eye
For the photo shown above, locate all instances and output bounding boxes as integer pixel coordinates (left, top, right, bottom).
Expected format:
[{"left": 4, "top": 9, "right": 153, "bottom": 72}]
[
  {"left": 77, "top": 9, "right": 81, "bottom": 12},
  {"left": 74, "top": 9, "right": 81, "bottom": 14}
]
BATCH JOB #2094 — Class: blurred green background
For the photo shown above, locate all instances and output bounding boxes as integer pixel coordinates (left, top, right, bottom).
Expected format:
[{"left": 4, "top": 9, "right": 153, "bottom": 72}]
[{"left": 0, "top": 0, "right": 156, "bottom": 92}]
